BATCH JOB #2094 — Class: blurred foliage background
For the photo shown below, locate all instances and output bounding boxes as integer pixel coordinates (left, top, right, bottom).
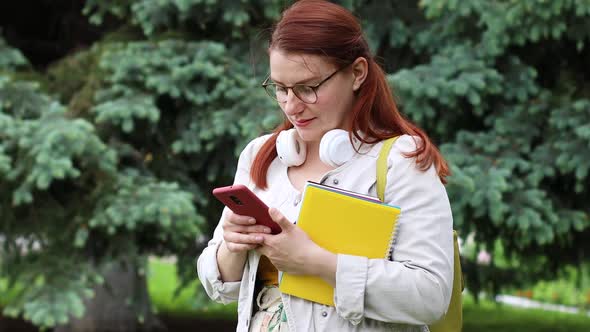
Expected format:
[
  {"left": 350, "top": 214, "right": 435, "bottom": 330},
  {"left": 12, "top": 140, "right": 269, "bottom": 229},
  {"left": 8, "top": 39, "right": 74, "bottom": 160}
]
[{"left": 0, "top": 0, "right": 589, "bottom": 331}]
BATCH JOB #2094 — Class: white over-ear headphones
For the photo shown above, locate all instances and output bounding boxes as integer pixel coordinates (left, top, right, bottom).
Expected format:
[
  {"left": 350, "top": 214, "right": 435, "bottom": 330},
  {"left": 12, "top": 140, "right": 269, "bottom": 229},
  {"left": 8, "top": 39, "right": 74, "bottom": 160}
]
[{"left": 276, "top": 129, "right": 359, "bottom": 167}]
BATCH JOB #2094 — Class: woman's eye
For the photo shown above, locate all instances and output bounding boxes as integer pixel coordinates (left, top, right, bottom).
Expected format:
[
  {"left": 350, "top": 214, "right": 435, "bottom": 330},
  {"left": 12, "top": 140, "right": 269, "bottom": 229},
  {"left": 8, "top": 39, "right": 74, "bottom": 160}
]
[{"left": 299, "top": 86, "right": 314, "bottom": 95}]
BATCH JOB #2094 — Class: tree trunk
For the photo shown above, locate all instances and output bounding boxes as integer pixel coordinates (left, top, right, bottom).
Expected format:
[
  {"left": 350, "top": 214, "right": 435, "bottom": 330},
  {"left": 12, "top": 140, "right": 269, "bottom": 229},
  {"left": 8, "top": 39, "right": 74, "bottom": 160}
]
[{"left": 55, "top": 257, "right": 166, "bottom": 332}]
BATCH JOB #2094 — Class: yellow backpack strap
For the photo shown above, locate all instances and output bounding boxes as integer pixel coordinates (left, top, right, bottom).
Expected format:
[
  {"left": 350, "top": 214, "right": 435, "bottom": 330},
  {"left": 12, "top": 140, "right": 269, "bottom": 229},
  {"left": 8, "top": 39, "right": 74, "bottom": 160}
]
[
  {"left": 376, "top": 136, "right": 400, "bottom": 202},
  {"left": 377, "top": 135, "right": 463, "bottom": 332}
]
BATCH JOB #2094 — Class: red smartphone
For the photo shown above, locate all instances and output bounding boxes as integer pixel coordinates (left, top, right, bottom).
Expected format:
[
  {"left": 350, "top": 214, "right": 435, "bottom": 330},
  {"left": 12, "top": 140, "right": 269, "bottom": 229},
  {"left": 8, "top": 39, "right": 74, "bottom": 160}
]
[{"left": 212, "top": 184, "right": 282, "bottom": 234}]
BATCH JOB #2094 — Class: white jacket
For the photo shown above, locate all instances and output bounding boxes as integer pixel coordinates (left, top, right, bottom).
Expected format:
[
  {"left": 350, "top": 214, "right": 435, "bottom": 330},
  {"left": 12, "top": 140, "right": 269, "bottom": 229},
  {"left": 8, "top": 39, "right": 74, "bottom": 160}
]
[{"left": 197, "top": 134, "right": 454, "bottom": 332}]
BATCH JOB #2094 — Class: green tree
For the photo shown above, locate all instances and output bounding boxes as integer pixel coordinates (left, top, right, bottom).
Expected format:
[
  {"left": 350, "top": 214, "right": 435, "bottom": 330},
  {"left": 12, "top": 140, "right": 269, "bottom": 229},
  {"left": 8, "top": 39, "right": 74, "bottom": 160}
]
[
  {"left": 362, "top": 0, "right": 590, "bottom": 296},
  {"left": 385, "top": 0, "right": 590, "bottom": 284},
  {"left": 1, "top": 0, "right": 589, "bottom": 330},
  {"left": 1, "top": 1, "right": 279, "bottom": 330}
]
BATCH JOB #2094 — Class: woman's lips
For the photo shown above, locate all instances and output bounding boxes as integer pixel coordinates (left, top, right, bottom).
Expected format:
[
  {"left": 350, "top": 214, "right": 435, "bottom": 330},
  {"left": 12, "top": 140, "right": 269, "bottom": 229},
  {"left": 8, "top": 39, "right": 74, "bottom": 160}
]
[{"left": 294, "top": 118, "right": 314, "bottom": 127}]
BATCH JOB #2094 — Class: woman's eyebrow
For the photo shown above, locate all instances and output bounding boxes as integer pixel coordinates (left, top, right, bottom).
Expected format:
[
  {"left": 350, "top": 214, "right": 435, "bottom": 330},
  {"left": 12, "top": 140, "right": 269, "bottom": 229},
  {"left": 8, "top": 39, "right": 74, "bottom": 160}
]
[{"left": 270, "top": 76, "right": 319, "bottom": 85}]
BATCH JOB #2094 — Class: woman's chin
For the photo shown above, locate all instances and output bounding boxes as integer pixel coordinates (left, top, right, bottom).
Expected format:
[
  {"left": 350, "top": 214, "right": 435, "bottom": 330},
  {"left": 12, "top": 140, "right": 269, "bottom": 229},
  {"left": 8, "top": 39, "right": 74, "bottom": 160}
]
[{"left": 296, "top": 129, "right": 323, "bottom": 143}]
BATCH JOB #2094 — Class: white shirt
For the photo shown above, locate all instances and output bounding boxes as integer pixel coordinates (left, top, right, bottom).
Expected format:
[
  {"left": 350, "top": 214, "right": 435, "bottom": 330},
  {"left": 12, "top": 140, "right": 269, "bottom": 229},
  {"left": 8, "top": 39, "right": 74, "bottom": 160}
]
[{"left": 197, "top": 134, "right": 454, "bottom": 332}]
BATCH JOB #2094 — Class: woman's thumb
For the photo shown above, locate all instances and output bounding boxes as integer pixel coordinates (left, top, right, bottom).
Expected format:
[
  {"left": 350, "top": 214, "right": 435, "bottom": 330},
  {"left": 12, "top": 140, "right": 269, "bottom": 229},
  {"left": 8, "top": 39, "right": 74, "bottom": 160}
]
[{"left": 269, "top": 207, "right": 293, "bottom": 231}]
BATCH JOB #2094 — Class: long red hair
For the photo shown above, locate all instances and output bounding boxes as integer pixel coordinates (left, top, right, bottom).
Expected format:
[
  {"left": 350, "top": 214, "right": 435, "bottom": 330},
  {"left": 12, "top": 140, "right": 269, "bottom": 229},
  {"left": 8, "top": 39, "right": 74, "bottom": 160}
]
[{"left": 251, "top": 0, "right": 450, "bottom": 189}]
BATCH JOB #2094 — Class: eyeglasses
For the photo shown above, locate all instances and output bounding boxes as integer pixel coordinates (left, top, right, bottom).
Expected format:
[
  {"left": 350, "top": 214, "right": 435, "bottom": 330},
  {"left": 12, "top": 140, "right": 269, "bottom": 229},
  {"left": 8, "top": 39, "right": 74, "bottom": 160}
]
[{"left": 261, "top": 64, "right": 349, "bottom": 104}]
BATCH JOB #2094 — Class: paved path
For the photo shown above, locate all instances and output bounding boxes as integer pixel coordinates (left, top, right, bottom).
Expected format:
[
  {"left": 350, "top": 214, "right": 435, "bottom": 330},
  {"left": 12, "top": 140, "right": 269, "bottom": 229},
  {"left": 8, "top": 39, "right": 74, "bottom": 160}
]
[{"left": 496, "top": 294, "right": 590, "bottom": 316}]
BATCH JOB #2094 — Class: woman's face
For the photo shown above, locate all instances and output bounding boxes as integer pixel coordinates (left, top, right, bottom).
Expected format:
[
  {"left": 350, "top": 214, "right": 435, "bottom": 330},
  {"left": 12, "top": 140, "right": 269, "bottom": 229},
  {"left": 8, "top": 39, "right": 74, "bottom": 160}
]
[{"left": 268, "top": 50, "right": 358, "bottom": 143}]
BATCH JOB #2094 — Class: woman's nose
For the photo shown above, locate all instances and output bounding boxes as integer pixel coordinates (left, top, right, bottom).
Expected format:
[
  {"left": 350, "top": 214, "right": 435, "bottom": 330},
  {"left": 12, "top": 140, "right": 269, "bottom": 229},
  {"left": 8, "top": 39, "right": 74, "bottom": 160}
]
[{"left": 283, "top": 89, "right": 304, "bottom": 115}]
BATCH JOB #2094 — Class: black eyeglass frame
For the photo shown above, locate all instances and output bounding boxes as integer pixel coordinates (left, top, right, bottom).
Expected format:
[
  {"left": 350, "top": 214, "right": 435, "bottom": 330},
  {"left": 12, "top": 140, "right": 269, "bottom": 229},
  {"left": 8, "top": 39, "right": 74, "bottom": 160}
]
[{"left": 261, "top": 63, "right": 351, "bottom": 104}]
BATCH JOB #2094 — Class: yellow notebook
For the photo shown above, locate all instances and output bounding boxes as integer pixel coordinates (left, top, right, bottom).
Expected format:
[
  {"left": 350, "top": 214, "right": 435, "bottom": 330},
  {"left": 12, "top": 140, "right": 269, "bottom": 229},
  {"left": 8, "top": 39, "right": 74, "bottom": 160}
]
[{"left": 279, "top": 181, "right": 401, "bottom": 306}]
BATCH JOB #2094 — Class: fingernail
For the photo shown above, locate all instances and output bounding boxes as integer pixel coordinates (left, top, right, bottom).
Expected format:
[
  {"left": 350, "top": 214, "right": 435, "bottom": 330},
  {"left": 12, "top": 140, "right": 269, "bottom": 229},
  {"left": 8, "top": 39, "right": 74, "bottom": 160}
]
[
  {"left": 255, "top": 236, "right": 263, "bottom": 241},
  {"left": 249, "top": 218, "right": 256, "bottom": 224},
  {"left": 264, "top": 228, "right": 271, "bottom": 233}
]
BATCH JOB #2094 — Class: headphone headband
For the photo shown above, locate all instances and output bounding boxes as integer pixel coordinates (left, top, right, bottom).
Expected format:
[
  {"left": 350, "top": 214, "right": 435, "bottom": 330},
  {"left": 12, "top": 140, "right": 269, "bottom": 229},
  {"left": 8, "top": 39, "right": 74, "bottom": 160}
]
[{"left": 275, "top": 129, "right": 358, "bottom": 167}]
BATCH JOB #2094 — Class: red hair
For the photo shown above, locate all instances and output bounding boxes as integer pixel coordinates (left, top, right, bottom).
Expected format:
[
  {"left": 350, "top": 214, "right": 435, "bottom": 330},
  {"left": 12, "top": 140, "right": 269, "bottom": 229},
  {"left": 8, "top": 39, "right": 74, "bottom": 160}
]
[{"left": 251, "top": 0, "right": 450, "bottom": 189}]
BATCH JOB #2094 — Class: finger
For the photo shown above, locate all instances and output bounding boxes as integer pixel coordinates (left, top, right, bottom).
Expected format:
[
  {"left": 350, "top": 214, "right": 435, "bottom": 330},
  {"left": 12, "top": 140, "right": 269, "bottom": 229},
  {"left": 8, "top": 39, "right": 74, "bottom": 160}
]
[
  {"left": 268, "top": 207, "right": 294, "bottom": 231},
  {"left": 226, "top": 242, "right": 259, "bottom": 253},
  {"left": 226, "top": 224, "right": 272, "bottom": 234},
  {"left": 246, "top": 225, "right": 272, "bottom": 234},
  {"left": 226, "top": 211, "right": 257, "bottom": 226},
  {"left": 224, "top": 232, "right": 264, "bottom": 245}
]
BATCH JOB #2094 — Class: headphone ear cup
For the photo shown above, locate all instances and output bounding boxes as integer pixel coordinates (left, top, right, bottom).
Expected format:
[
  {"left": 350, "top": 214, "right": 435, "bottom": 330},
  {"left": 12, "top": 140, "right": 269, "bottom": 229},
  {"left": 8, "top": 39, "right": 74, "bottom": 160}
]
[
  {"left": 319, "top": 129, "right": 356, "bottom": 167},
  {"left": 276, "top": 129, "right": 306, "bottom": 166}
]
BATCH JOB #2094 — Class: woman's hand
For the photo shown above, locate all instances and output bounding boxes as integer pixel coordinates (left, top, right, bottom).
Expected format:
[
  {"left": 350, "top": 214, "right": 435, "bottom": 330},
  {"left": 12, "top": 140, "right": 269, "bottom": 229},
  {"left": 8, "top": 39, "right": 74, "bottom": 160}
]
[
  {"left": 256, "top": 208, "right": 337, "bottom": 283},
  {"left": 221, "top": 210, "right": 272, "bottom": 253}
]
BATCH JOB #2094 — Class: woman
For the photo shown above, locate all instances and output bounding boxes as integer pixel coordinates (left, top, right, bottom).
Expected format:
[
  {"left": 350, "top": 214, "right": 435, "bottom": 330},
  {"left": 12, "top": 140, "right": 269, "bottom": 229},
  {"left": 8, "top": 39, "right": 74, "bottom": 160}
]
[{"left": 197, "top": 1, "right": 454, "bottom": 331}]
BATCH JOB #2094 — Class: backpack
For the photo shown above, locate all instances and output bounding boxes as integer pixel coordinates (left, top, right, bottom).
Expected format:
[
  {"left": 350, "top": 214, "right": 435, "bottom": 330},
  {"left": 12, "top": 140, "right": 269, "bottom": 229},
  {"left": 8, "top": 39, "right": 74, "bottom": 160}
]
[{"left": 377, "top": 136, "right": 464, "bottom": 332}]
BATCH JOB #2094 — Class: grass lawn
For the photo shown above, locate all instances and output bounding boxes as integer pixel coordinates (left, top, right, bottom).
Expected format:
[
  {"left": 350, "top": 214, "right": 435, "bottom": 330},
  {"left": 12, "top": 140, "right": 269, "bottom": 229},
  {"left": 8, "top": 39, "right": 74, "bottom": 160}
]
[
  {"left": 462, "top": 295, "right": 590, "bottom": 332},
  {"left": 147, "top": 258, "right": 237, "bottom": 320}
]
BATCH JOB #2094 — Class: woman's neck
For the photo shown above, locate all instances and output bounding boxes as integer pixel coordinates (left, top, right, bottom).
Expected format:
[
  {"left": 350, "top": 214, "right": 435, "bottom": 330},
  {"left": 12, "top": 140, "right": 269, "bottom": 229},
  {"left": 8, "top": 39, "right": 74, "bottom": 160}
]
[
  {"left": 302, "top": 141, "right": 334, "bottom": 174},
  {"left": 304, "top": 141, "right": 321, "bottom": 164},
  {"left": 287, "top": 141, "right": 334, "bottom": 192}
]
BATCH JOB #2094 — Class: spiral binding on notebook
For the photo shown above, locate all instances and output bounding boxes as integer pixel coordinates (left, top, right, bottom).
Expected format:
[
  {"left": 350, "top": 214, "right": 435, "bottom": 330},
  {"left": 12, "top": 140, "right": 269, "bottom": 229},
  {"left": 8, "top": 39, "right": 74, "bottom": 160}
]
[{"left": 387, "top": 212, "right": 401, "bottom": 260}]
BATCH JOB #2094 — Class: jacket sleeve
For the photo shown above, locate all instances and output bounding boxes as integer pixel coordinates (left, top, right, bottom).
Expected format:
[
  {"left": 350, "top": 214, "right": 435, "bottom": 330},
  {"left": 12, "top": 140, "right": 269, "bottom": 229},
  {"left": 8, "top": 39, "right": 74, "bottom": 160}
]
[
  {"left": 334, "top": 135, "right": 454, "bottom": 325},
  {"left": 196, "top": 135, "right": 270, "bottom": 304}
]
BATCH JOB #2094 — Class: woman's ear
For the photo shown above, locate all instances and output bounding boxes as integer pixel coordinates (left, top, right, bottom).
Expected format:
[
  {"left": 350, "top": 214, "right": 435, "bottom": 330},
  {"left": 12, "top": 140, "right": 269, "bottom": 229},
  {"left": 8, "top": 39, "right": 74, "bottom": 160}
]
[{"left": 351, "top": 57, "right": 369, "bottom": 91}]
